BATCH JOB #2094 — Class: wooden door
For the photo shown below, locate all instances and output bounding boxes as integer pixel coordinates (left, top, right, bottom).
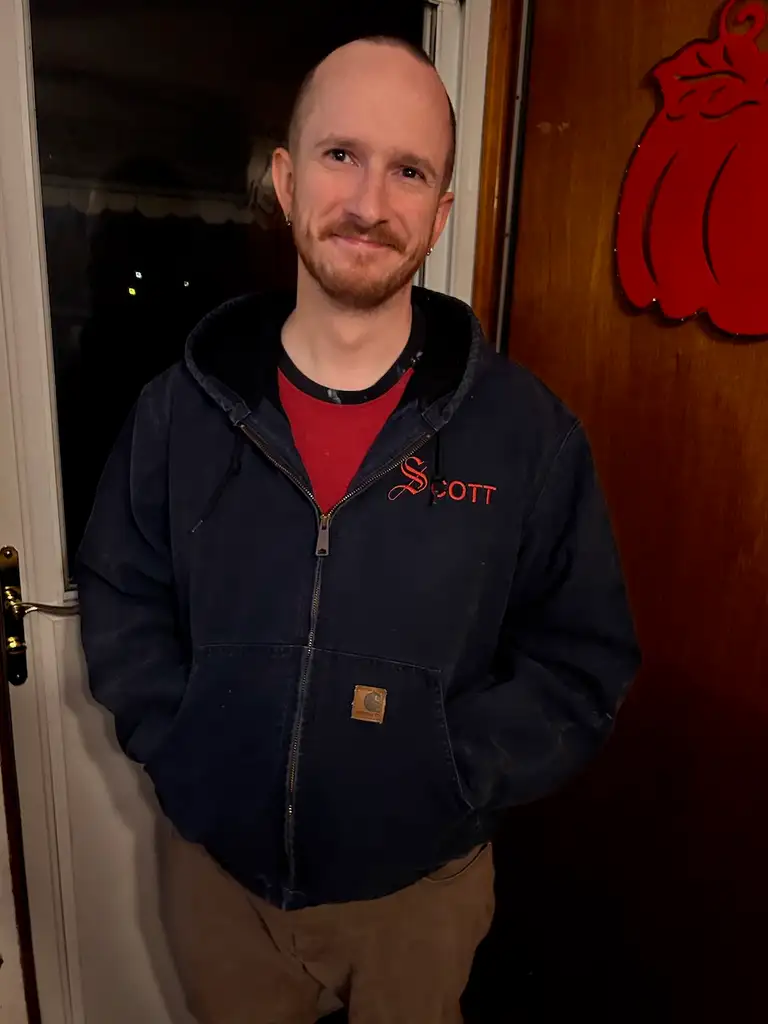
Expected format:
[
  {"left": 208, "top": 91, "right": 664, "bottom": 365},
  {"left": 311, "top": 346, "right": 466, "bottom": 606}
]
[{"left": 467, "top": 2, "right": 768, "bottom": 1021}]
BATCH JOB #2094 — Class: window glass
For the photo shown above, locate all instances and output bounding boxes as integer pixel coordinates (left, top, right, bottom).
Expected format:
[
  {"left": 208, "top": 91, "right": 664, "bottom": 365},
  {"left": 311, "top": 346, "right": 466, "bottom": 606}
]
[{"left": 29, "top": 0, "right": 425, "bottom": 567}]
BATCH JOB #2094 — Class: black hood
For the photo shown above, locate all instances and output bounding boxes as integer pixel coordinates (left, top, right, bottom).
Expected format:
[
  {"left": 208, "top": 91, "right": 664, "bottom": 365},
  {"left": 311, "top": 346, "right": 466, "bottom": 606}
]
[{"left": 183, "top": 285, "right": 491, "bottom": 432}]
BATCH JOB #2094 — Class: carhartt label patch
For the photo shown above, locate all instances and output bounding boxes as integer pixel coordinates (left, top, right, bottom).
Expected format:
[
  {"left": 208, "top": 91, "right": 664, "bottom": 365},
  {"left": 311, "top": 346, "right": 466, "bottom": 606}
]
[{"left": 351, "top": 685, "right": 387, "bottom": 723}]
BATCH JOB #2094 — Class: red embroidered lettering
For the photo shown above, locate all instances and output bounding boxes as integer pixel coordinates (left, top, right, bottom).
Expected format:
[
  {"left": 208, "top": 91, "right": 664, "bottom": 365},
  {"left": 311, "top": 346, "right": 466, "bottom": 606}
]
[
  {"left": 389, "top": 458, "right": 497, "bottom": 505},
  {"left": 388, "top": 457, "right": 430, "bottom": 500}
]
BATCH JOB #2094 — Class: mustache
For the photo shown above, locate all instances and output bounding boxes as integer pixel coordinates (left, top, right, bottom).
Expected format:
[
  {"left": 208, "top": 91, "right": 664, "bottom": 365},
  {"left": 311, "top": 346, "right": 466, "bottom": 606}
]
[{"left": 320, "top": 219, "right": 405, "bottom": 251}]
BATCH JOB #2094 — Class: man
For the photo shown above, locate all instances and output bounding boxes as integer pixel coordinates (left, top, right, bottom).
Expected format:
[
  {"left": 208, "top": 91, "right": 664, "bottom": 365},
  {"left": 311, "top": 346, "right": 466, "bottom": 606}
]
[{"left": 77, "top": 36, "right": 639, "bottom": 1024}]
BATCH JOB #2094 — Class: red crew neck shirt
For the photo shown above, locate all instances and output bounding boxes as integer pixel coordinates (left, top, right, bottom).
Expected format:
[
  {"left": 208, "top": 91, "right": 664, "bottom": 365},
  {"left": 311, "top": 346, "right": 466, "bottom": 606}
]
[{"left": 278, "top": 368, "right": 412, "bottom": 513}]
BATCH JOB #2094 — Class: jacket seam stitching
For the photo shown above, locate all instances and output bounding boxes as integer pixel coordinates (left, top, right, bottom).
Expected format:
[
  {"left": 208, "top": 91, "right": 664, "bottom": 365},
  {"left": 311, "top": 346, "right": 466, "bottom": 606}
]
[
  {"left": 311, "top": 645, "right": 442, "bottom": 674},
  {"left": 522, "top": 420, "right": 581, "bottom": 529}
]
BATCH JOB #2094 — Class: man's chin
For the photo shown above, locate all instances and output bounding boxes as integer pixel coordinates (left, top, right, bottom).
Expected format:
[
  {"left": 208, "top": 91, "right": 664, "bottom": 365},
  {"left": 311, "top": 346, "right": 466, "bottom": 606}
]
[
  {"left": 298, "top": 244, "right": 425, "bottom": 309},
  {"left": 322, "top": 282, "right": 401, "bottom": 311}
]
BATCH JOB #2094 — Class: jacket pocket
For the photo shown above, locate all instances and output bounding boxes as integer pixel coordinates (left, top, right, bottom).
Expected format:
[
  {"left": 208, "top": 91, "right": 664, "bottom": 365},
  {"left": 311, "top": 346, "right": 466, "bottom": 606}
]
[
  {"left": 294, "top": 649, "right": 476, "bottom": 901},
  {"left": 145, "top": 643, "right": 301, "bottom": 890}
]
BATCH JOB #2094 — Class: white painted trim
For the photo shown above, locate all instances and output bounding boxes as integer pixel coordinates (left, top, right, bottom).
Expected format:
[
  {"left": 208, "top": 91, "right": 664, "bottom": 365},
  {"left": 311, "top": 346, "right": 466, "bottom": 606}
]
[
  {"left": 423, "top": 0, "right": 492, "bottom": 304},
  {"left": 0, "top": 728, "right": 26, "bottom": 1023},
  {"left": 0, "top": 1, "right": 84, "bottom": 1021}
]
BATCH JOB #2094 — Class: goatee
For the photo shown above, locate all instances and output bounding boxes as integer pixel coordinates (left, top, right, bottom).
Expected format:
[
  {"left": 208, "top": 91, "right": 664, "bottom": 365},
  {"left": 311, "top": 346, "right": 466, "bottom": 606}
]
[{"left": 292, "top": 217, "right": 431, "bottom": 311}]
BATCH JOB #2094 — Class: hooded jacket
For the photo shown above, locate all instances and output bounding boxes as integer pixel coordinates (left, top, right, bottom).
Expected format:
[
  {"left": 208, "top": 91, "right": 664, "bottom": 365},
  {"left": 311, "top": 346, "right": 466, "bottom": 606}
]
[{"left": 77, "top": 286, "right": 640, "bottom": 910}]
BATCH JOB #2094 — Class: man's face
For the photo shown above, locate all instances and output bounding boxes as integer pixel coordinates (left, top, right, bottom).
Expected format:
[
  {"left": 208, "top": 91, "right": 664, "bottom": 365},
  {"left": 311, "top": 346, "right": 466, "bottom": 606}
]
[{"left": 275, "top": 43, "right": 454, "bottom": 310}]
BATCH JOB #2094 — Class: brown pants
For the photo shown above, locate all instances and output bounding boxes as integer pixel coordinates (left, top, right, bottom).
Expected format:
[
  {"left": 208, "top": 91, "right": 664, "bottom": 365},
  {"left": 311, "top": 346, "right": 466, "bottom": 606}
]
[{"left": 159, "top": 826, "right": 494, "bottom": 1024}]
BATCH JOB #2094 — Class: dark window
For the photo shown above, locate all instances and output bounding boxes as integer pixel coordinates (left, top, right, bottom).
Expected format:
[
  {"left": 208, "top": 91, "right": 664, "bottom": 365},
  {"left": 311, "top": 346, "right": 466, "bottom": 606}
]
[{"left": 29, "top": 0, "right": 425, "bottom": 570}]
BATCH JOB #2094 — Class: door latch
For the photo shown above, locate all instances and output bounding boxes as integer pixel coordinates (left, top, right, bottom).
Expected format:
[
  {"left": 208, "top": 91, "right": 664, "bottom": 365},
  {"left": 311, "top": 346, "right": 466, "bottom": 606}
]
[{"left": 1, "top": 546, "right": 79, "bottom": 686}]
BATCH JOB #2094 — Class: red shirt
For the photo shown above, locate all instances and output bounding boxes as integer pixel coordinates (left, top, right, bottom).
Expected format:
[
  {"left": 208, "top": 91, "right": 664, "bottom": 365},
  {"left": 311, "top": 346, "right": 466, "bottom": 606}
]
[{"left": 278, "top": 368, "right": 412, "bottom": 513}]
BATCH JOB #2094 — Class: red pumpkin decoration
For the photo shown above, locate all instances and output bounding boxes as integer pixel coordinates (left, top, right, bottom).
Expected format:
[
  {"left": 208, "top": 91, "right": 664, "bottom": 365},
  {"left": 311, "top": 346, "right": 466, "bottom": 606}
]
[{"left": 616, "top": 1, "right": 768, "bottom": 337}]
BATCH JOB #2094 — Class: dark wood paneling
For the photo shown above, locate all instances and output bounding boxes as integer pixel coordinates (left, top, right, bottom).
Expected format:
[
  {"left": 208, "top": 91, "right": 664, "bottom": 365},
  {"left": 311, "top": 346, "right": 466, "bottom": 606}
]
[
  {"left": 469, "top": 2, "right": 767, "bottom": 1020},
  {"left": 471, "top": 0, "right": 525, "bottom": 342}
]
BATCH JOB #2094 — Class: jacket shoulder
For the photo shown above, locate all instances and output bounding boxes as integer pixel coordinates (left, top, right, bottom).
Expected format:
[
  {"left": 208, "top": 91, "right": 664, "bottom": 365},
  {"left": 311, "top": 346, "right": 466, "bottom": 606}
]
[
  {"left": 475, "top": 347, "right": 580, "bottom": 444},
  {"left": 131, "top": 360, "right": 205, "bottom": 435},
  {"left": 137, "top": 361, "right": 187, "bottom": 409}
]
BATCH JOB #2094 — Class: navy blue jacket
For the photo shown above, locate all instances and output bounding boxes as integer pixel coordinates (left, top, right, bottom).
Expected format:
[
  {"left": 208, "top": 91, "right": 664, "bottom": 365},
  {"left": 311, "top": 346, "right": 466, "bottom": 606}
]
[{"left": 77, "top": 287, "right": 640, "bottom": 909}]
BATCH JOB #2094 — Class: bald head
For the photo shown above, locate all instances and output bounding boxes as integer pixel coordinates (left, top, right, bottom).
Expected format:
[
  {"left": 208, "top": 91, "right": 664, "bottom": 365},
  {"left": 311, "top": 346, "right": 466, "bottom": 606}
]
[
  {"left": 272, "top": 35, "right": 456, "bottom": 310},
  {"left": 288, "top": 37, "right": 456, "bottom": 194}
]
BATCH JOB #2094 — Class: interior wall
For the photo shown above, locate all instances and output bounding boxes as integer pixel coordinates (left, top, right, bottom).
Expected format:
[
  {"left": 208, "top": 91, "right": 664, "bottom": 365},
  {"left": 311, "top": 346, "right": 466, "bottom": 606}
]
[{"left": 464, "top": 2, "right": 768, "bottom": 1021}]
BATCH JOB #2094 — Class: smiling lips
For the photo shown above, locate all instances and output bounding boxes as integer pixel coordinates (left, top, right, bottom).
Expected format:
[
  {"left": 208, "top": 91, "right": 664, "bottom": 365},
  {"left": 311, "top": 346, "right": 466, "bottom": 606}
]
[
  {"left": 325, "top": 225, "right": 403, "bottom": 252},
  {"left": 331, "top": 235, "right": 398, "bottom": 256},
  {"left": 334, "top": 234, "right": 391, "bottom": 249}
]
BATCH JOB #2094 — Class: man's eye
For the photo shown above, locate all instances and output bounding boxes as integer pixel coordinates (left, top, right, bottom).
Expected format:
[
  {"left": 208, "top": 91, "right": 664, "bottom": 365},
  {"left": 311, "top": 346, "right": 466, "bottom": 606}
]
[
  {"left": 327, "top": 149, "right": 350, "bottom": 163},
  {"left": 401, "top": 166, "right": 425, "bottom": 181}
]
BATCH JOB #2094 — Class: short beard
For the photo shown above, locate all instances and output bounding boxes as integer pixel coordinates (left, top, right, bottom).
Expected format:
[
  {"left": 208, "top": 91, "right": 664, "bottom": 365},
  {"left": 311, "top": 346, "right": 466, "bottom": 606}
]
[{"left": 292, "top": 216, "right": 431, "bottom": 311}]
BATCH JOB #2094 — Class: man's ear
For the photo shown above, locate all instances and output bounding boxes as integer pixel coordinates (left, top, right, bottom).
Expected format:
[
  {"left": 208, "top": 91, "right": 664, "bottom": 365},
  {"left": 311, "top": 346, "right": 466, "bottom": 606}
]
[
  {"left": 430, "top": 190, "right": 455, "bottom": 250},
  {"left": 271, "top": 147, "right": 294, "bottom": 220}
]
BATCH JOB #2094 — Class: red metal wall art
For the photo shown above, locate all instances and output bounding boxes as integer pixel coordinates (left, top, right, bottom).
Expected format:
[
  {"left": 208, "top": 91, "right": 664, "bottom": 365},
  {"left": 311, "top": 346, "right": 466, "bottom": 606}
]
[{"left": 616, "top": 0, "right": 768, "bottom": 337}]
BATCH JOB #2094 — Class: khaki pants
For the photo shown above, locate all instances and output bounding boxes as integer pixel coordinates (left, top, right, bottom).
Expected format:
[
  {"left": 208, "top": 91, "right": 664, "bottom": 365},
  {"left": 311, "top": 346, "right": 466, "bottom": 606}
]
[{"left": 159, "top": 825, "right": 494, "bottom": 1024}]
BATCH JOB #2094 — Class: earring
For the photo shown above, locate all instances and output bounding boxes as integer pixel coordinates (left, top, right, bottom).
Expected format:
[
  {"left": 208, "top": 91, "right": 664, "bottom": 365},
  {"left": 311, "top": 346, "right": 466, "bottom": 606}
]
[
  {"left": 285, "top": 212, "right": 292, "bottom": 227},
  {"left": 427, "top": 247, "right": 433, "bottom": 256}
]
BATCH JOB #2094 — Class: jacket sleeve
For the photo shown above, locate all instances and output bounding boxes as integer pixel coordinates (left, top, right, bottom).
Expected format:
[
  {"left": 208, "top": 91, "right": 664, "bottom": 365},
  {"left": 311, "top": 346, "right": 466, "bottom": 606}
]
[
  {"left": 449, "top": 422, "right": 640, "bottom": 811},
  {"left": 76, "top": 375, "right": 188, "bottom": 765}
]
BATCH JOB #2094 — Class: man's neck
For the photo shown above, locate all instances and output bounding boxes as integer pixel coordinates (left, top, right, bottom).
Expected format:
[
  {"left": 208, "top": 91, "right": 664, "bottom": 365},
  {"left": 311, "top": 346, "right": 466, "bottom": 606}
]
[{"left": 281, "top": 269, "right": 413, "bottom": 392}]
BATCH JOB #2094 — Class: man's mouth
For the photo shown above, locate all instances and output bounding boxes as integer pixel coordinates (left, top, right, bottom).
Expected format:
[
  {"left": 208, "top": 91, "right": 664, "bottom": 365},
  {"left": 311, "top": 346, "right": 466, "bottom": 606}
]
[{"left": 330, "top": 233, "right": 398, "bottom": 252}]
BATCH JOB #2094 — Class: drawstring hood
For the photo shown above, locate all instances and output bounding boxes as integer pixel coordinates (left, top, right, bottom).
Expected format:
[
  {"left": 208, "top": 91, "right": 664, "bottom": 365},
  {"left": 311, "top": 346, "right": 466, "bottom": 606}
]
[
  {"left": 182, "top": 286, "right": 495, "bottom": 522},
  {"left": 190, "top": 431, "right": 245, "bottom": 533},
  {"left": 429, "top": 431, "right": 445, "bottom": 506}
]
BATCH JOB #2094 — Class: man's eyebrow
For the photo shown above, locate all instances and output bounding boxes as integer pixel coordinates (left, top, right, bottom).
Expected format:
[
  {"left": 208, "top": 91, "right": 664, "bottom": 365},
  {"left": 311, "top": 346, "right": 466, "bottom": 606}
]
[
  {"left": 314, "top": 136, "right": 438, "bottom": 182},
  {"left": 314, "top": 135, "right": 362, "bottom": 153}
]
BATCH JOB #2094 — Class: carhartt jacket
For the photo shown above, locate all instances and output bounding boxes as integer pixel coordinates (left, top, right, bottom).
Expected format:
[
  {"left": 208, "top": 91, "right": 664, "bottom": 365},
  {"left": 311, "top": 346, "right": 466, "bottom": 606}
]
[{"left": 77, "top": 287, "right": 640, "bottom": 909}]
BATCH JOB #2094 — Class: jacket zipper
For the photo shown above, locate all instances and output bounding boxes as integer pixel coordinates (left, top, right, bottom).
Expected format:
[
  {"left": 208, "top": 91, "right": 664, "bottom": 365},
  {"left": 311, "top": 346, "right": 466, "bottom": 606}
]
[
  {"left": 311, "top": 428, "right": 434, "bottom": 556},
  {"left": 239, "top": 421, "right": 434, "bottom": 889}
]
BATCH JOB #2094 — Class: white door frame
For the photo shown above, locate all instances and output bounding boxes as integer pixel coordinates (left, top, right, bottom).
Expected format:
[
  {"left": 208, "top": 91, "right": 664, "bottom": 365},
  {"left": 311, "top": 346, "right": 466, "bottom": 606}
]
[
  {"left": 0, "top": 1, "right": 491, "bottom": 1021},
  {"left": 424, "top": 0, "right": 492, "bottom": 303},
  {"left": 0, "top": 0, "right": 83, "bottom": 1018},
  {"left": 0, "top": 734, "right": 28, "bottom": 1024}
]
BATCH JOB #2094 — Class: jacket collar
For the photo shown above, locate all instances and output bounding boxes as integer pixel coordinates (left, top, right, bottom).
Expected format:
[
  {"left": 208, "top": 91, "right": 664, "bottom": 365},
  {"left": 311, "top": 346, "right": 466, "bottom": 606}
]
[{"left": 184, "top": 286, "right": 489, "bottom": 433}]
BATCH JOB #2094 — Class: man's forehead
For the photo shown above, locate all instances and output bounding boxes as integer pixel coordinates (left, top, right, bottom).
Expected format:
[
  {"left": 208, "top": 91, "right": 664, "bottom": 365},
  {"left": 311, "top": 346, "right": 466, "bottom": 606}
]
[
  {"left": 314, "top": 38, "right": 437, "bottom": 90},
  {"left": 301, "top": 45, "right": 450, "bottom": 152}
]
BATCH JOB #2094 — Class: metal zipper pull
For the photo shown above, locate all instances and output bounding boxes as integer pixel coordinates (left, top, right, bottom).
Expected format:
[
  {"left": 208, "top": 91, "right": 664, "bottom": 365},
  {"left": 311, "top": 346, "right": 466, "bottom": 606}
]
[{"left": 315, "top": 515, "right": 331, "bottom": 557}]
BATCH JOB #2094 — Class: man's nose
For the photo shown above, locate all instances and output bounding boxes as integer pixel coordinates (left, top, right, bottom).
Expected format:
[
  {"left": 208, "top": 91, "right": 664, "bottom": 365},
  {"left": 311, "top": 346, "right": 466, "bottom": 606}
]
[{"left": 347, "top": 166, "right": 390, "bottom": 226}]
